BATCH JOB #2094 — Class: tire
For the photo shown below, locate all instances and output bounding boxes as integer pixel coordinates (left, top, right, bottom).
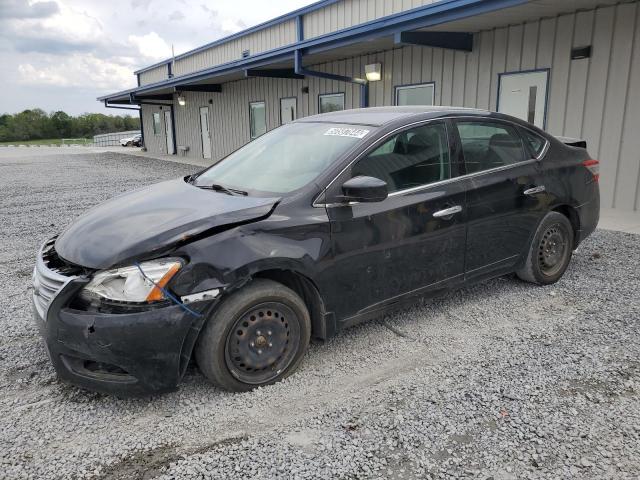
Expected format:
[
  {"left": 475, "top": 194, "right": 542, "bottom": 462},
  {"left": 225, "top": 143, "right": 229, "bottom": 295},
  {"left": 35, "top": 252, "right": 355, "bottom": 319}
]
[
  {"left": 516, "top": 211, "right": 574, "bottom": 285},
  {"left": 195, "top": 279, "right": 311, "bottom": 392}
]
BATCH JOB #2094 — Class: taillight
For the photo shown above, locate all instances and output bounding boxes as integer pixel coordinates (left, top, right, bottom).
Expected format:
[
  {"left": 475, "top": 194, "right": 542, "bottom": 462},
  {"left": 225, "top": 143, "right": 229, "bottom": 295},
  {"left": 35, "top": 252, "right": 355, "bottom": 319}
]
[{"left": 583, "top": 159, "right": 599, "bottom": 182}]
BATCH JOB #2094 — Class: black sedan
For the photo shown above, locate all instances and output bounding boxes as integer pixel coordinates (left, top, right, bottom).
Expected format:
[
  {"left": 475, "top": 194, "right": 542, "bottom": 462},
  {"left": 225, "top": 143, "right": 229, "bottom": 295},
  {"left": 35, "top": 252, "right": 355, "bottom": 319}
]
[{"left": 32, "top": 107, "right": 600, "bottom": 395}]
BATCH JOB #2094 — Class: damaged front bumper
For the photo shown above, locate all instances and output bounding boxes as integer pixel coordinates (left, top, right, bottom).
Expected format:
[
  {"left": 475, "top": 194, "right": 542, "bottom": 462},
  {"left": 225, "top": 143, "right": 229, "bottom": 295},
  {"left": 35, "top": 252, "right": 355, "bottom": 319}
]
[{"left": 33, "top": 256, "right": 217, "bottom": 397}]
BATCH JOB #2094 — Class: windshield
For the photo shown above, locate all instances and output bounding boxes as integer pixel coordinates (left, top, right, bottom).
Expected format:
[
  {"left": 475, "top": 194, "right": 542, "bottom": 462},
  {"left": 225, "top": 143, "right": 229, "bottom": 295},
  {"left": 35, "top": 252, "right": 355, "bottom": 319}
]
[{"left": 193, "top": 122, "right": 373, "bottom": 194}]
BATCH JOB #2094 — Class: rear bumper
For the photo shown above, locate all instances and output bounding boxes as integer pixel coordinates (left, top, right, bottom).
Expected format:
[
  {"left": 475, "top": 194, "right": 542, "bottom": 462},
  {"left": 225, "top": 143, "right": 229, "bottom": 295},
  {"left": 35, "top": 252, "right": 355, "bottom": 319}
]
[
  {"left": 575, "top": 186, "right": 600, "bottom": 246},
  {"left": 33, "top": 279, "right": 212, "bottom": 397}
]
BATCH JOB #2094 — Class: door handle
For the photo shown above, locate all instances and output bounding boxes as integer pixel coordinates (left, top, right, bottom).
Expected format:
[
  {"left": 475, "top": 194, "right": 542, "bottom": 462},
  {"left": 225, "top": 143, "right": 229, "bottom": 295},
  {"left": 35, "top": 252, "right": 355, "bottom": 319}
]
[
  {"left": 524, "top": 185, "right": 546, "bottom": 196},
  {"left": 433, "top": 205, "right": 463, "bottom": 218}
]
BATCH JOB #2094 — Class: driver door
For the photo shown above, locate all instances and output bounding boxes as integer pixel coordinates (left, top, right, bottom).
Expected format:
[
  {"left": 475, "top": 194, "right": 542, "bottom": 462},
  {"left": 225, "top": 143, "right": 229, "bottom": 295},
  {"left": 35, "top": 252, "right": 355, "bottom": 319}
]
[{"left": 321, "top": 120, "right": 467, "bottom": 325}]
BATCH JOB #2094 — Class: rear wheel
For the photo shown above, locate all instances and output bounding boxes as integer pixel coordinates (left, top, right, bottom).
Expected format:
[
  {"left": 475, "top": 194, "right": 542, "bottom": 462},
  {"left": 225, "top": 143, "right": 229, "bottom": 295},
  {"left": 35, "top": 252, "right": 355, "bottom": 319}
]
[
  {"left": 516, "top": 211, "right": 574, "bottom": 285},
  {"left": 195, "top": 279, "right": 311, "bottom": 392}
]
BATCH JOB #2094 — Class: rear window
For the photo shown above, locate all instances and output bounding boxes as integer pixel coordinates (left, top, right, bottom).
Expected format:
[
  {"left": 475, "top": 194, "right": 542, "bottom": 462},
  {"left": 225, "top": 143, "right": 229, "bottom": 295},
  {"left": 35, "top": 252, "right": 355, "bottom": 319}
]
[
  {"left": 520, "top": 128, "right": 547, "bottom": 157},
  {"left": 456, "top": 121, "right": 526, "bottom": 174}
]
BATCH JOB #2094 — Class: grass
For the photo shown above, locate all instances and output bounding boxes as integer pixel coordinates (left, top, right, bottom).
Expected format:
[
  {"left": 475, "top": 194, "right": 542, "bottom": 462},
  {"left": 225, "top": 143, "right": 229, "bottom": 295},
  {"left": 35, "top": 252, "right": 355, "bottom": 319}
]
[{"left": 0, "top": 138, "right": 93, "bottom": 146}]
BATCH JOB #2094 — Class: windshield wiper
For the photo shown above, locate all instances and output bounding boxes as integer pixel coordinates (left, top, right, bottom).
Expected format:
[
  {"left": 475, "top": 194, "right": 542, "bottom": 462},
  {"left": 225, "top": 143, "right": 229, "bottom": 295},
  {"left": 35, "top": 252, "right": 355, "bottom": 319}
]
[{"left": 197, "top": 183, "right": 248, "bottom": 196}]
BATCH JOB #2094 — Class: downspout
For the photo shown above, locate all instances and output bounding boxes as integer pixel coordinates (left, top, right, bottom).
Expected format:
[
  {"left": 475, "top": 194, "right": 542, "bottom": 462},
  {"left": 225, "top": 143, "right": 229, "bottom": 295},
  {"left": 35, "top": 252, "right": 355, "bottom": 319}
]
[{"left": 294, "top": 50, "right": 369, "bottom": 108}]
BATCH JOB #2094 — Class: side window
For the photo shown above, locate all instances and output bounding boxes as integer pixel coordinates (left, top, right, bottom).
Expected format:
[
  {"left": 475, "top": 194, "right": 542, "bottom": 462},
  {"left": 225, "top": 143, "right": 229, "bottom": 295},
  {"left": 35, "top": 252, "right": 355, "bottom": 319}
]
[
  {"left": 395, "top": 83, "right": 435, "bottom": 106},
  {"left": 352, "top": 123, "right": 450, "bottom": 193},
  {"left": 319, "top": 93, "right": 345, "bottom": 113},
  {"left": 520, "top": 128, "right": 547, "bottom": 158},
  {"left": 152, "top": 112, "right": 161, "bottom": 135},
  {"left": 456, "top": 121, "right": 526, "bottom": 174}
]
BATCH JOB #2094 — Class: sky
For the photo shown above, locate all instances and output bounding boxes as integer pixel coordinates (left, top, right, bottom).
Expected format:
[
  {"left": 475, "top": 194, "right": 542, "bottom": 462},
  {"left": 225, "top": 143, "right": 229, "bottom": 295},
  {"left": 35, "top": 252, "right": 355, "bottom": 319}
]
[{"left": 0, "top": 0, "right": 317, "bottom": 116}]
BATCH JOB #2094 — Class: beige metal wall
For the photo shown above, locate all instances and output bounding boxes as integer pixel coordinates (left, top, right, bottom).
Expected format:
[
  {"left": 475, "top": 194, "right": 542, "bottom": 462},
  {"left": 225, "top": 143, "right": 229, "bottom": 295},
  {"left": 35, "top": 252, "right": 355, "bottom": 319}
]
[
  {"left": 303, "top": 0, "right": 439, "bottom": 39},
  {"left": 149, "top": 2, "right": 640, "bottom": 211},
  {"left": 172, "top": 20, "right": 297, "bottom": 77},
  {"left": 139, "top": 65, "right": 168, "bottom": 86}
]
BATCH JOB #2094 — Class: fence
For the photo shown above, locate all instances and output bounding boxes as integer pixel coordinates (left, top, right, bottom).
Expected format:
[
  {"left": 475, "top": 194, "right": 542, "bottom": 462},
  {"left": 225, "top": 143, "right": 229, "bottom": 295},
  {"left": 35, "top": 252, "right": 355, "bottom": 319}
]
[{"left": 93, "top": 130, "right": 141, "bottom": 147}]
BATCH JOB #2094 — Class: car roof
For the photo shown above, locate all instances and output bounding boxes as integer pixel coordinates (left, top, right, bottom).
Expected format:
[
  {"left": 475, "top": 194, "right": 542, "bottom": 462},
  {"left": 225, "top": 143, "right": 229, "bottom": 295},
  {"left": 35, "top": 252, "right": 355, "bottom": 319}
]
[{"left": 295, "top": 106, "right": 492, "bottom": 127}]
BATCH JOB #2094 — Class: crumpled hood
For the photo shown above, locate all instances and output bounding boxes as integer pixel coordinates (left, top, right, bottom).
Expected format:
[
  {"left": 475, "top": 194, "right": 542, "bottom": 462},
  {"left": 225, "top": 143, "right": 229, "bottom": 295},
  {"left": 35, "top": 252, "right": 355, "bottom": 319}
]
[{"left": 56, "top": 178, "right": 279, "bottom": 270}]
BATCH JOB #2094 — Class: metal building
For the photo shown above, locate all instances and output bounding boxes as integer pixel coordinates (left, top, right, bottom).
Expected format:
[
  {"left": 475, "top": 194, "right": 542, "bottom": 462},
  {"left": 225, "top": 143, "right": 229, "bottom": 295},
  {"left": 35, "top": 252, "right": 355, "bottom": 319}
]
[{"left": 99, "top": 0, "right": 640, "bottom": 211}]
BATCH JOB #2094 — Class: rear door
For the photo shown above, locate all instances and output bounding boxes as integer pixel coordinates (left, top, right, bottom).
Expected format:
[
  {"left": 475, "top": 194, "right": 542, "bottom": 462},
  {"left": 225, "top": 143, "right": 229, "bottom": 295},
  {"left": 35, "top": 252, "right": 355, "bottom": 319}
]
[
  {"left": 453, "top": 118, "right": 549, "bottom": 280},
  {"left": 322, "top": 120, "right": 467, "bottom": 324}
]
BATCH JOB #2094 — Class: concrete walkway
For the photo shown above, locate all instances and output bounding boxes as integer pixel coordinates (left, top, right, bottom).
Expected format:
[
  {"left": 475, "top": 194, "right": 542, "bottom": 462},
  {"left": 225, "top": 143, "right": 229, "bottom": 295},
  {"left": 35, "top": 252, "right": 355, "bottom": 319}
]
[
  {"left": 101, "top": 146, "right": 213, "bottom": 168},
  {"left": 598, "top": 208, "right": 640, "bottom": 235}
]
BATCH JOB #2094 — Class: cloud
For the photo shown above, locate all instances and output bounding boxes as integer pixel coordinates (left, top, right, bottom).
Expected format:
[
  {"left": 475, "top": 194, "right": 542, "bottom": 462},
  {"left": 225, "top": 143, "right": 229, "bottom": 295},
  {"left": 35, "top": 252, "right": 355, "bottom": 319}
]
[
  {"left": 221, "top": 18, "right": 247, "bottom": 33},
  {"left": 168, "top": 10, "right": 185, "bottom": 21},
  {"left": 18, "top": 54, "right": 134, "bottom": 90},
  {"left": 1, "top": 0, "right": 319, "bottom": 115},
  {"left": 0, "top": 0, "right": 60, "bottom": 19},
  {"left": 130, "top": 0, "right": 153, "bottom": 9},
  {"left": 128, "top": 32, "right": 172, "bottom": 60},
  {"left": 11, "top": 35, "right": 99, "bottom": 55},
  {"left": 1, "top": 1, "right": 109, "bottom": 55},
  {"left": 200, "top": 4, "right": 218, "bottom": 22}
]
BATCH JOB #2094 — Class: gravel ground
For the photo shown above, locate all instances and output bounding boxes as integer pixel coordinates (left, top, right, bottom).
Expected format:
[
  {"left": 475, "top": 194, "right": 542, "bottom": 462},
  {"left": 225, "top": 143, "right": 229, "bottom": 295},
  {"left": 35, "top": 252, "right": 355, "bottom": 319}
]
[{"left": 0, "top": 151, "right": 639, "bottom": 480}]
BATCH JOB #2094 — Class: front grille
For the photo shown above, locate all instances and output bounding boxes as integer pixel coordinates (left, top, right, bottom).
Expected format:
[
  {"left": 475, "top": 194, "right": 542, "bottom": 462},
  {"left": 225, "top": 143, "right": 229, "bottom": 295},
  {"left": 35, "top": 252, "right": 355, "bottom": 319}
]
[{"left": 33, "top": 237, "right": 79, "bottom": 320}]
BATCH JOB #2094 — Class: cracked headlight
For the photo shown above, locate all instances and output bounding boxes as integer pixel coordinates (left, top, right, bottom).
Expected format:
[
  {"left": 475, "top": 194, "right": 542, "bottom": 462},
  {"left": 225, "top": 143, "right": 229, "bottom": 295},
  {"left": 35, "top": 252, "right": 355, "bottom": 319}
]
[{"left": 82, "top": 258, "right": 183, "bottom": 303}]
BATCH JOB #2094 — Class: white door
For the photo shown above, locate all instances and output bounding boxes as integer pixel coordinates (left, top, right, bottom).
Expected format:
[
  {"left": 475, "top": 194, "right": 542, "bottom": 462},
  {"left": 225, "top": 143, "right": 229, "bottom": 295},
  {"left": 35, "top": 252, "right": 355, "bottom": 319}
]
[
  {"left": 199, "top": 106, "right": 212, "bottom": 159},
  {"left": 280, "top": 98, "right": 297, "bottom": 124},
  {"left": 498, "top": 71, "right": 548, "bottom": 129},
  {"left": 164, "top": 110, "right": 174, "bottom": 154}
]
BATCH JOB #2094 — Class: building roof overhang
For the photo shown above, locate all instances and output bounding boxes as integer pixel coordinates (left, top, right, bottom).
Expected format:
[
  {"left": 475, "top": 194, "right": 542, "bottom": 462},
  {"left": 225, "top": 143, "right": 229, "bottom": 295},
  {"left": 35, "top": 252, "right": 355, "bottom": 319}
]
[{"left": 100, "top": 0, "right": 622, "bottom": 105}]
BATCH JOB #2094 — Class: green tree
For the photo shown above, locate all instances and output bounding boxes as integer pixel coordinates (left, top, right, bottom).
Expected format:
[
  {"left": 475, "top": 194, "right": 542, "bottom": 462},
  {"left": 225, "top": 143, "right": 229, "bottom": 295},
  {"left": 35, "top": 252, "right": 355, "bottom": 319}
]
[{"left": 0, "top": 109, "right": 140, "bottom": 142}]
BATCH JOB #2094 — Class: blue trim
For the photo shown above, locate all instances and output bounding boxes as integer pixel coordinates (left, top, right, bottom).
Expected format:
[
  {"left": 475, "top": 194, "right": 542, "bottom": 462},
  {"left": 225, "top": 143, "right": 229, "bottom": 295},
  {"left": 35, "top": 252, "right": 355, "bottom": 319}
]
[
  {"left": 394, "top": 82, "right": 436, "bottom": 106},
  {"left": 301, "top": 0, "right": 526, "bottom": 56},
  {"left": 104, "top": 103, "right": 140, "bottom": 111},
  {"left": 102, "top": 0, "right": 528, "bottom": 102},
  {"left": 296, "top": 15, "right": 304, "bottom": 41},
  {"left": 496, "top": 68, "right": 551, "bottom": 130},
  {"left": 134, "top": 0, "right": 340, "bottom": 74},
  {"left": 295, "top": 50, "right": 368, "bottom": 107}
]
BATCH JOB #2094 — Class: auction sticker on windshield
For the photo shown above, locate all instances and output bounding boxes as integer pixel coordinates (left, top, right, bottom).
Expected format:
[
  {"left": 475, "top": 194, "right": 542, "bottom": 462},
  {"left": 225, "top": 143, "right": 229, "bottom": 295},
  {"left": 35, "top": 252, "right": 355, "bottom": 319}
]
[{"left": 324, "top": 127, "right": 370, "bottom": 138}]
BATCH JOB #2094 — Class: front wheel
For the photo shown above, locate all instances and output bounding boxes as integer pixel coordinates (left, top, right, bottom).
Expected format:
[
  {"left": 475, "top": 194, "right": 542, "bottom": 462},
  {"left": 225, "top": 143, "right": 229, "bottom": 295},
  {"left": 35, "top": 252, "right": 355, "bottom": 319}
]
[
  {"left": 195, "top": 279, "right": 311, "bottom": 392},
  {"left": 516, "top": 211, "right": 574, "bottom": 285}
]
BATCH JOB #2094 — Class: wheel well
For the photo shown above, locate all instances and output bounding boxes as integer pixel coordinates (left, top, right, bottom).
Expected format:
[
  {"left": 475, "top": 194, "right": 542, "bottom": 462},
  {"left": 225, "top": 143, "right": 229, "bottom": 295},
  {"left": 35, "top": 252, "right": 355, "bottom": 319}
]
[
  {"left": 552, "top": 205, "right": 580, "bottom": 248},
  {"left": 253, "top": 269, "right": 326, "bottom": 341}
]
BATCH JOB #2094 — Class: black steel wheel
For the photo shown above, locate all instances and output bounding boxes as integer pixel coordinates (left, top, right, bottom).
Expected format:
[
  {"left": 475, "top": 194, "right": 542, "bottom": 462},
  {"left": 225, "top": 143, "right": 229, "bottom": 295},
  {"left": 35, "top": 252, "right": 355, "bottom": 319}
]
[
  {"left": 195, "top": 279, "right": 311, "bottom": 392},
  {"left": 517, "top": 211, "right": 574, "bottom": 285},
  {"left": 537, "top": 223, "right": 571, "bottom": 277},
  {"left": 224, "top": 302, "right": 301, "bottom": 385}
]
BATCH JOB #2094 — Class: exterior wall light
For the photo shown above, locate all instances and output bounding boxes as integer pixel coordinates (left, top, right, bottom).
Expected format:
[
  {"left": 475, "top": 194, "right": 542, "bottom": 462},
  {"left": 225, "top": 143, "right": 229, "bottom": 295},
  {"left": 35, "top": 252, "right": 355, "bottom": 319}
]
[
  {"left": 365, "top": 63, "right": 382, "bottom": 82},
  {"left": 177, "top": 95, "right": 186, "bottom": 106}
]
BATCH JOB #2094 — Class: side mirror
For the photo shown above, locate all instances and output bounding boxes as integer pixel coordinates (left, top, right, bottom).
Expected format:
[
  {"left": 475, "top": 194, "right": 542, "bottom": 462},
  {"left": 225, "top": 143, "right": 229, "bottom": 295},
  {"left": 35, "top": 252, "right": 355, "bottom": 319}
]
[{"left": 341, "top": 176, "right": 388, "bottom": 203}]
